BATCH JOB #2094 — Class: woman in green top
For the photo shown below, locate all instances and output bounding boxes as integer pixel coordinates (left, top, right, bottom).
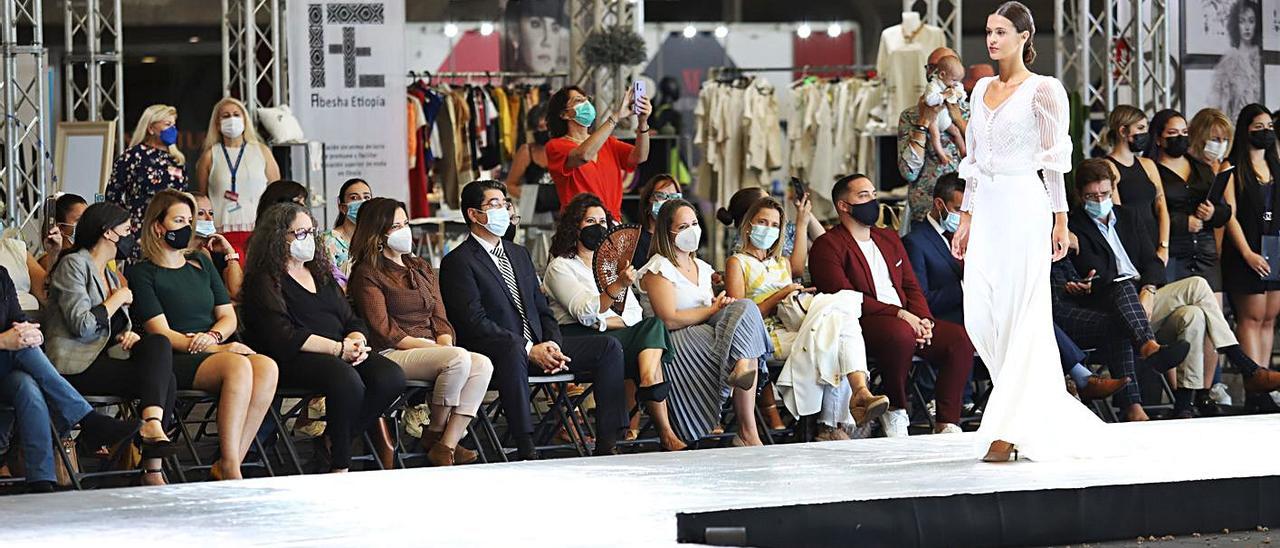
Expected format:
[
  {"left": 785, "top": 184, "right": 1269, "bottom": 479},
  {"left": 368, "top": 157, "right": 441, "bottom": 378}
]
[{"left": 131, "top": 189, "right": 279, "bottom": 480}]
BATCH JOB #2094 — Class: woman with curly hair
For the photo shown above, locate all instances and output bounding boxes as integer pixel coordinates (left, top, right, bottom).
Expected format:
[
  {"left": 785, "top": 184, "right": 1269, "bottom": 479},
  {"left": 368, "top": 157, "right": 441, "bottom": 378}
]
[
  {"left": 241, "top": 202, "right": 405, "bottom": 472},
  {"left": 540, "top": 193, "right": 684, "bottom": 451}
]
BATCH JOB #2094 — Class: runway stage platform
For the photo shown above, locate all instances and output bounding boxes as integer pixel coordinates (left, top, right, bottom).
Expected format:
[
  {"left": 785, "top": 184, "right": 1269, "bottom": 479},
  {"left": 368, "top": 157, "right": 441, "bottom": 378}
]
[{"left": 3, "top": 415, "right": 1278, "bottom": 547}]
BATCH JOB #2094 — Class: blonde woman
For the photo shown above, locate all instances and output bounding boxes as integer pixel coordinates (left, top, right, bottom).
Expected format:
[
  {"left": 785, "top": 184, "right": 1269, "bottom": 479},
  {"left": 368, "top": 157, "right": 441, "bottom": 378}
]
[
  {"left": 130, "top": 189, "right": 278, "bottom": 480},
  {"left": 1189, "top": 108, "right": 1235, "bottom": 174},
  {"left": 195, "top": 97, "right": 281, "bottom": 254},
  {"left": 106, "top": 104, "right": 188, "bottom": 260}
]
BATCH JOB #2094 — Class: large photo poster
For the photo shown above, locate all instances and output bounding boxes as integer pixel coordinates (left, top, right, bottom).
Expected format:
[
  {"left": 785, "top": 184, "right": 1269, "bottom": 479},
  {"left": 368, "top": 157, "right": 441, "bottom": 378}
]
[
  {"left": 1183, "top": 0, "right": 1265, "bottom": 117},
  {"left": 288, "top": 0, "right": 408, "bottom": 204},
  {"left": 501, "top": 0, "right": 570, "bottom": 79}
]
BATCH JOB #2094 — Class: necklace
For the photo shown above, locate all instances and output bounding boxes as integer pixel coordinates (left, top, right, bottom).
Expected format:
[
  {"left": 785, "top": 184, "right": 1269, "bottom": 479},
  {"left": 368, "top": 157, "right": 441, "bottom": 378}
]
[{"left": 903, "top": 23, "right": 925, "bottom": 43}]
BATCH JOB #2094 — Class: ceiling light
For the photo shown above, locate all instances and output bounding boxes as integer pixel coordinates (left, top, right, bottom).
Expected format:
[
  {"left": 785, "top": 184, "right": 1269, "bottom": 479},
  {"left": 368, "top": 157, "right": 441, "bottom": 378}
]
[
  {"left": 796, "top": 23, "right": 811, "bottom": 39},
  {"left": 714, "top": 25, "right": 729, "bottom": 38},
  {"left": 479, "top": 22, "right": 494, "bottom": 36},
  {"left": 827, "top": 23, "right": 842, "bottom": 38},
  {"left": 187, "top": 36, "right": 200, "bottom": 44},
  {"left": 682, "top": 25, "right": 697, "bottom": 38},
  {"left": 141, "top": 56, "right": 157, "bottom": 64},
  {"left": 443, "top": 23, "right": 459, "bottom": 38}
]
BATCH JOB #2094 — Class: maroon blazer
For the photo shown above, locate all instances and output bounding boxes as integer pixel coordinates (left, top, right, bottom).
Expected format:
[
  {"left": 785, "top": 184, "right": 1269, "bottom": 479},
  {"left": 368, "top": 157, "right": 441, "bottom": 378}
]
[{"left": 810, "top": 224, "right": 934, "bottom": 320}]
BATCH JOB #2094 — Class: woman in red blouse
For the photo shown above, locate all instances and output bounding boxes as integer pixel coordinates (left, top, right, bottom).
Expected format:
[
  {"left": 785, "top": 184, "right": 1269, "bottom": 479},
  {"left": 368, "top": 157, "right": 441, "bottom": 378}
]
[{"left": 544, "top": 85, "right": 652, "bottom": 220}]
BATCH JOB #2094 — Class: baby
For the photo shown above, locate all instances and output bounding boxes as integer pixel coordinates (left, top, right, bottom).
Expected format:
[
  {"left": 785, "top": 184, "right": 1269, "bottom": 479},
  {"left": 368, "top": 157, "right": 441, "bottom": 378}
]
[{"left": 924, "top": 55, "right": 968, "bottom": 164}]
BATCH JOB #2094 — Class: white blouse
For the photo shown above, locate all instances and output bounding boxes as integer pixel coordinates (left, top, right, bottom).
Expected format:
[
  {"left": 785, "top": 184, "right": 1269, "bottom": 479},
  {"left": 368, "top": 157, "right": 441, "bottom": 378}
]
[
  {"left": 957, "top": 75, "right": 1073, "bottom": 213},
  {"left": 541, "top": 256, "right": 642, "bottom": 330},
  {"left": 636, "top": 254, "right": 714, "bottom": 312}
]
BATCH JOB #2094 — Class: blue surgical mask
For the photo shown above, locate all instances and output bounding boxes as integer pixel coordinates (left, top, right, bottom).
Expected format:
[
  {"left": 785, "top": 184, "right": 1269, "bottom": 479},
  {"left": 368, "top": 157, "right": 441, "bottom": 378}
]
[
  {"left": 345, "top": 199, "right": 365, "bottom": 224},
  {"left": 940, "top": 208, "right": 961, "bottom": 233},
  {"left": 1084, "top": 198, "right": 1113, "bottom": 220},
  {"left": 481, "top": 206, "right": 511, "bottom": 238},
  {"left": 194, "top": 219, "right": 216, "bottom": 237},
  {"left": 651, "top": 201, "right": 665, "bottom": 218},
  {"left": 159, "top": 126, "right": 179, "bottom": 146},
  {"left": 749, "top": 224, "right": 780, "bottom": 250},
  {"left": 573, "top": 101, "right": 597, "bottom": 127}
]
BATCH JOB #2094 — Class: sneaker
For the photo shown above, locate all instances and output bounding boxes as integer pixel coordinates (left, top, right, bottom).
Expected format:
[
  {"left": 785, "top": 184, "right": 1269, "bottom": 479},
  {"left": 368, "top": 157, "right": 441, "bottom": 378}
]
[
  {"left": 1271, "top": 390, "right": 1280, "bottom": 407},
  {"left": 880, "top": 409, "right": 909, "bottom": 438},
  {"left": 934, "top": 423, "right": 962, "bottom": 434},
  {"left": 843, "top": 422, "right": 873, "bottom": 440},
  {"left": 1209, "top": 383, "right": 1233, "bottom": 406}
]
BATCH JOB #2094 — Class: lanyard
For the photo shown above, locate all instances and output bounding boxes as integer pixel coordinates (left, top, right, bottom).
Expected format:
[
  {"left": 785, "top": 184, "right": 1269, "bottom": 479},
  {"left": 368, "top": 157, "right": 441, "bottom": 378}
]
[{"left": 220, "top": 143, "right": 246, "bottom": 194}]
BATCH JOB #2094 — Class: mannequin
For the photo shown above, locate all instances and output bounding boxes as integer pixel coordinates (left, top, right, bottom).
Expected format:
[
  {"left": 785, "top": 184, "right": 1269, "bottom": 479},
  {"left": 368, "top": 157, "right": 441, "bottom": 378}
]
[{"left": 876, "top": 11, "right": 947, "bottom": 119}]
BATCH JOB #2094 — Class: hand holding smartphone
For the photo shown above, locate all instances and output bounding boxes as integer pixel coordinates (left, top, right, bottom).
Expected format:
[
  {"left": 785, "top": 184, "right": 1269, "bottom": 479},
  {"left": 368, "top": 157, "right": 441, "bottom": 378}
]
[{"left": 633, "top": 80, "right": 646, "bottom": 116}]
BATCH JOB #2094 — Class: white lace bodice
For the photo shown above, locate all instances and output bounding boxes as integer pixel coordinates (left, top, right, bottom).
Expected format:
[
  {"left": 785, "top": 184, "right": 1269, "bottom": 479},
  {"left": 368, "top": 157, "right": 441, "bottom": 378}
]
[{"left": 958, "top": 75, "right": 1073, "bottom": 213}]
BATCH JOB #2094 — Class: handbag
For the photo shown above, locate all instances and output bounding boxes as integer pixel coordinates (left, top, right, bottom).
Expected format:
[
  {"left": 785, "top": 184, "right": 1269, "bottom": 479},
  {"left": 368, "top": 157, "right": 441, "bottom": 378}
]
[
  {"left": 877, "top": 202, "right": 902, "bottom": 231},
  {"left": 776, "top": 291, "right": 814, "bottom": 332}
]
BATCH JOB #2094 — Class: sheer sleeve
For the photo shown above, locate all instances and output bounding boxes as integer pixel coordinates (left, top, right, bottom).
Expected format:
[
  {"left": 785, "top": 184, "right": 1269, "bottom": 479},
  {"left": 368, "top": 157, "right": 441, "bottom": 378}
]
[
  {"left": 1032, "top": 78, "right": 1073, "bottom": 213},
  {"left": 956, "top": 80, "right": 985, "bottom": 212}
]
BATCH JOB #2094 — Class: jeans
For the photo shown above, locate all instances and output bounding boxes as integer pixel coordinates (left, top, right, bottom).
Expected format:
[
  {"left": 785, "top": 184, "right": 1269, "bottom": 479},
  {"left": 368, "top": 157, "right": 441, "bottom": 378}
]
[{"left": 0, "top": 348, "right": 94, "bottom": 483}]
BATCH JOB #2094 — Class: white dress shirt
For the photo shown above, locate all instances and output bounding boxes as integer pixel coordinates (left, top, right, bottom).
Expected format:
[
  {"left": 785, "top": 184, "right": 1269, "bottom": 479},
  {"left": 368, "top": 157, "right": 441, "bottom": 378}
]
[{"left": 542, "top": 255, "right": 643, "bottom": 331}]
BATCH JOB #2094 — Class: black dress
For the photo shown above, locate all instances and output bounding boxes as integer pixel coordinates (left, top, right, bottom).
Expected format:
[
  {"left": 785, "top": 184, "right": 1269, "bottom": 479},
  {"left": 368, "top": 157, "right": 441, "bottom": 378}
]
[
  {"left": 1159, "top": 160, "right": 1231, "bottom": 291},
  {"left": 523, "top": 151, "right": 560, "bottom": 214},
  {"left": 1107, "top": 156, "right": 1159, "bottom": 247},
  {"left": 1222, "top": 158, "right": 1280, "bottom": 295}
]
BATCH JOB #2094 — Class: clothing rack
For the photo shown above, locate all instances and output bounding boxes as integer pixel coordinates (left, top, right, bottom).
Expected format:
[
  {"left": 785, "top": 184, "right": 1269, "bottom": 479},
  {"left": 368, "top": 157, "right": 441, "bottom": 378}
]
[
  {"left": 707, "top": 64, "right": 877, "bottom": 81},
  {"left": 407, "top": 70, "right": 569, "bottom": 84}
]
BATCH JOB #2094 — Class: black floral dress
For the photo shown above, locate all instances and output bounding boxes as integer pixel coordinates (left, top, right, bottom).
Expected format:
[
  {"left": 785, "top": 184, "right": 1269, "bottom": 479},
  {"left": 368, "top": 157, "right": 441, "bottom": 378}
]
[{"left": 105, "top": 144, "right": 187, "bottom": 259}]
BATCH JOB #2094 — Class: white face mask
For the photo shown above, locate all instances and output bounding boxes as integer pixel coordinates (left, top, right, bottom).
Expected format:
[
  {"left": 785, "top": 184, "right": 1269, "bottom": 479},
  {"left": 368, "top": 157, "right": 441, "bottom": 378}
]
[
  {"left": 1204, "top": 139, "right": 1230, "bottom": 162},
  {"left": 220, "top": 116, "right": 245, "bottom": 139},
  {"left": 386, "top": 226, "right": 413, "bottom": 254},
  {"left": 289, "top": 235, "right": 315, "bottom": 262},
  {"left": 673, "top": 225, "right": 701, "bottom": 253},
  {"left": 194, "top": 219, "right": 216, "bottom": 237}
]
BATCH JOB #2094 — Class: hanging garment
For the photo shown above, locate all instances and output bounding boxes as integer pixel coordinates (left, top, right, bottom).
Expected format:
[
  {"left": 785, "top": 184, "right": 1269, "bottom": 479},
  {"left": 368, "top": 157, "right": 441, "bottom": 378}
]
[{"left": 875, "top": 23, "right": 946, "bottom": 121}]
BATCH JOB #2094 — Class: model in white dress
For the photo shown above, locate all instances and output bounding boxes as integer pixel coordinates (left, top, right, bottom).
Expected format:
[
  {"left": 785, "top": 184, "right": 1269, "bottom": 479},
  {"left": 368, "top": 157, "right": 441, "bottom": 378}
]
[{"left": 957, "top": 73, "right": 1107, "bottom": 461}]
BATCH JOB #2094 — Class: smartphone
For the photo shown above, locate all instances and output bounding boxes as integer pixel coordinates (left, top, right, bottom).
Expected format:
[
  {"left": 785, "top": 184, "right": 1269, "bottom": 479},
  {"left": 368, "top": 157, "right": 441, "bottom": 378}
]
[
  {"left": 633, "top": 80, "right": 646, "bottom": 115},
  {"left": 789, "top": 177, "right": 808, "bottom": 200},
  {"left": 1081, "top": 274, "right": 1099, "bottom": 283}
]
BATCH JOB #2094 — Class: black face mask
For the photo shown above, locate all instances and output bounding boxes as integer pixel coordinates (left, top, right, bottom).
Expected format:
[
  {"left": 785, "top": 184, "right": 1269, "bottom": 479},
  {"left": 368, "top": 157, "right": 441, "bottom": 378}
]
[
  {"left": 1163, "top": 135, "right": 1190, "bottom": 158},
  {"left": 163, "top": 225, "right": 192, "bottom": 250},
  {"left": 533, "top": 130, "right": 551, "bottom": 145},
  {"left": 580, "top": 223, "right": 607, "bottom": 251},
  {"left": 846, "top": 199, "right": 881, "bottom": 227},
  {"left": 1249, "top": 129, "right": 1277, "bottom": 150},
  {"left": 1129, "top": 132, "right": 1151, "bottom": 153},
  {"left": 113, "top": 233, "right": 136, "bottom": 261}
]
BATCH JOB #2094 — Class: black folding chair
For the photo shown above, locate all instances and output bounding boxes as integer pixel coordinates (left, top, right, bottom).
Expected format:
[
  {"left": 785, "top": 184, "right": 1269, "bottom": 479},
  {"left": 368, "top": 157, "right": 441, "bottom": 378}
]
[{"left": 171, "top": 389, "right": 277, "bottom": 480}]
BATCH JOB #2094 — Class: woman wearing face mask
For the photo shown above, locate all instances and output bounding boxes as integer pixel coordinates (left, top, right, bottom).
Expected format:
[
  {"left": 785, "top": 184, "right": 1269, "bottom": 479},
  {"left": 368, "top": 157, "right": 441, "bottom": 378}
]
[
  {"left": 1148, "top": 109, "right": 1232, "bottom": 298},
  {"left": 130, "top": 190, "right": 278, "bottom": 480},
  {"left": 1221, "top": 104, "right": 1280, "bottom": 410},
  {"left": 545, "top": 85, "right": 651, "bottom": 221},
  {"left": 323, "top": 178, "right": 373, "bottom": 288},
  {"left": 1102, "top": 106, "right": 1170, "bottom": 262},
  {"left": 541, "top": 193, "right": 685, "bottom": 451},
  {"left": 503, "top": 105, "right": 559, "bottom": 209},
  {"left": 106, "top": 104, "right": 188, "bottom": 259},
  {"left": 190, "top": 192, "right": 244, "bottom": 301},
  {"left": 636, "top": 199, "right": 771, "bottom": 446},
  {"left": 1189, "top": 108, "right": 1235, "bottom": 174},
  {"left": 45, "top": 202, "right": 179, "bottom": 485},
  {"left": 195, "top": 98, "right": 282, "bottom": 256},
  {"left": 348, "top": 198, "right": 493, "bottom": 466},
  {"left": 724, "top": 195, "right": 887, "bottom": 442},
  {"left": 242, "top": 202, "right": 406, "bottom": 473},
  {"left": 634, "top": 174, "right": 682, "bottom": 269}
]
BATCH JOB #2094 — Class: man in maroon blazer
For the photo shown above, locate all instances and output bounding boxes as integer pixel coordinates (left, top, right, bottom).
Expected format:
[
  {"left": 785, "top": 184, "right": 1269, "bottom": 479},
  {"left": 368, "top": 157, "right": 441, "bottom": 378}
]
[{"left": 810, "top": 173, "right": 974, "bottom": 437}]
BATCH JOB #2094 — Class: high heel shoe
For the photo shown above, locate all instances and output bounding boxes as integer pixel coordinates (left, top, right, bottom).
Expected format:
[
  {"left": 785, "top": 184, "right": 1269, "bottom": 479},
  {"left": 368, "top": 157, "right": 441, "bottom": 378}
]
[
  {"left": 139, "top": 417, "right": 178, "bottom": 459},
  {"left": 849, "top": 392, "right": 890, "bottom": 428},
  {"left": 981, "top": 440, "right": 1019, "bottom": 463},
  {"left": 727, "top": 363, "right": 757, "bottom": 391}
]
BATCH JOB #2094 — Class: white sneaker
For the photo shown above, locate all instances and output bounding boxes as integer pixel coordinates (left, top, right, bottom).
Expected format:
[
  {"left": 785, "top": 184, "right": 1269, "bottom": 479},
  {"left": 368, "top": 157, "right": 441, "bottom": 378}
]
[
  {"left": 1270, "top": 390, "right": 1280, "bottom": 408},
  {"left": 880, "top": 409, "right": 909, "bottom": 438},
  {"left": 1209, "top": 383, "right": 1232, "bottom": 406},
  {"left": 843, "top": 422, "right": 874, "bottom": 440},
  {"left": 935, "top": 423, "right": 962, "bottom": 434}
]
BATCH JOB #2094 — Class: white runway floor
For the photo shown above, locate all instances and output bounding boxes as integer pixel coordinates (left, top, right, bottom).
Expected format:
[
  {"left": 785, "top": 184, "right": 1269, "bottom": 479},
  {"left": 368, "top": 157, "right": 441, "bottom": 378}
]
[{"left": 2, "top": 415, "right": 1278, "bottom": 546}]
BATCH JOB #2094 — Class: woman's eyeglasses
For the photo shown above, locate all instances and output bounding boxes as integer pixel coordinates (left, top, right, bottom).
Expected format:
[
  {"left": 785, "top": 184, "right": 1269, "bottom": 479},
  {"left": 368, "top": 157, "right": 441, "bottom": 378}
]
[{"left": 289, "top": 228, "right": 317, "bottom": 240}]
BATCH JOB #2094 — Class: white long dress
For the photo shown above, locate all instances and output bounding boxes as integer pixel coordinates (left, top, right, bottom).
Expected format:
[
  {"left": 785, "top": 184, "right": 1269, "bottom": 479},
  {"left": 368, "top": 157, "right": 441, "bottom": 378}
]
[{"left": 959, "top": 74, "right": 1108, "bottom": 461}]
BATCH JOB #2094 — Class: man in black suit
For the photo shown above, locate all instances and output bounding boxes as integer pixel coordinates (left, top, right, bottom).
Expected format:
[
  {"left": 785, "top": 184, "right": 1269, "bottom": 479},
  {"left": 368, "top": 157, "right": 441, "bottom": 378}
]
[
  {"left": 902, "top": 173, "right": 1126, "bottom": 400},
  {"left": 1067, "top": 159, "right": 1280, "bottom": 417},
  {"left": 440, "top": 180, "right": 626, "bottom": 459}
]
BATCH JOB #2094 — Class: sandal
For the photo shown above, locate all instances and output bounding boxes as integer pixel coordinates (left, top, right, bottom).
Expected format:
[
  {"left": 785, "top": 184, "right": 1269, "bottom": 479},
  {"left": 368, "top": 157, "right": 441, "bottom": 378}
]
[
  {"left": 139, "top": 417, "right": 178, "bottom": 459},
  {"left": 141, "top": 467, "right": 166, "bottom": 486}
]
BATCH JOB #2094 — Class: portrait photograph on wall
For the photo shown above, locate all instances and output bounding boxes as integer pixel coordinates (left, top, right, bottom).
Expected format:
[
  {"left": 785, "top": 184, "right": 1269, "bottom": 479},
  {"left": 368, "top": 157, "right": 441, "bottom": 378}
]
[
  {"left": 1183, "top": 0, "right": 1266, "bottom": 116},
  {"left": 501, "top": 0, "right": 571, "bottom": 80}
]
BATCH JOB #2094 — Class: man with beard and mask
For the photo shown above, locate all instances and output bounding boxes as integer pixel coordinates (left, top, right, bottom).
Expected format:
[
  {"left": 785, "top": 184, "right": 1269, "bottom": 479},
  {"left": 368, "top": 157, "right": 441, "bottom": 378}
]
[
  {"left": 809, "top": 173, "right": 974, "bottom": 438},
  {"left": 440, "top": 181, "right": 627, "bottom": 460}
]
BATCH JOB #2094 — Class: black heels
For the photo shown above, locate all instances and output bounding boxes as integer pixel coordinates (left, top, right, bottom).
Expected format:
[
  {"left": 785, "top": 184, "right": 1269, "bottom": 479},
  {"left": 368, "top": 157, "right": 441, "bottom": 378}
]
[{"left": 139, "top": 417, "right": 178, "bottom": 459}]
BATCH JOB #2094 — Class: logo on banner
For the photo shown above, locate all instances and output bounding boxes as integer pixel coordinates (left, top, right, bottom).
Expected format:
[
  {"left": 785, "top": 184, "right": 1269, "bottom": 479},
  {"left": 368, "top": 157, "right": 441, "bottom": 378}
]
[{"left": 307, "top": 2, "right": 388, "bottom": 108}]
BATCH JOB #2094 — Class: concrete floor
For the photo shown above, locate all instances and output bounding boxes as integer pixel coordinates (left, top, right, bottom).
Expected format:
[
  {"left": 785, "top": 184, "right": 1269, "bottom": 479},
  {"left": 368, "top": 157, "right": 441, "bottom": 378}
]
[{"left": 1, "top": 415, "right": 1277, "bottom": 547}]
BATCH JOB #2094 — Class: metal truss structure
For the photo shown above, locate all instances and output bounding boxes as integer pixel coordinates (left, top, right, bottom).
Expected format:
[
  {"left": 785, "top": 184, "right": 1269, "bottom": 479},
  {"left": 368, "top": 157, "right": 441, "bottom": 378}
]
[
  {"left": 223, "top": 0, "right": 287, "bottom": 116},
  {"left": 64, "top": 0, "right": 124, "bottom": 150},
  {"left": 1055, "top": 0, "right": 1177, "bottom": 154},
  {"left": 1, "top": 0, "right": 47, "bottom": 230},
  {"left": 568, "top": 0, "right": 642, "bottom": 121},
  {"left": 903, "top": 0, "right": 962, "bottom": 58}
]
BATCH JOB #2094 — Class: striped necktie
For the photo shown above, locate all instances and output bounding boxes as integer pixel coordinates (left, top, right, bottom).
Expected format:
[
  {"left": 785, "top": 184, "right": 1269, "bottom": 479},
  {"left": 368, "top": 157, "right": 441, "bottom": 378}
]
[{"left": 491, "top": 244, "right": 534, "bottom": 343}]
